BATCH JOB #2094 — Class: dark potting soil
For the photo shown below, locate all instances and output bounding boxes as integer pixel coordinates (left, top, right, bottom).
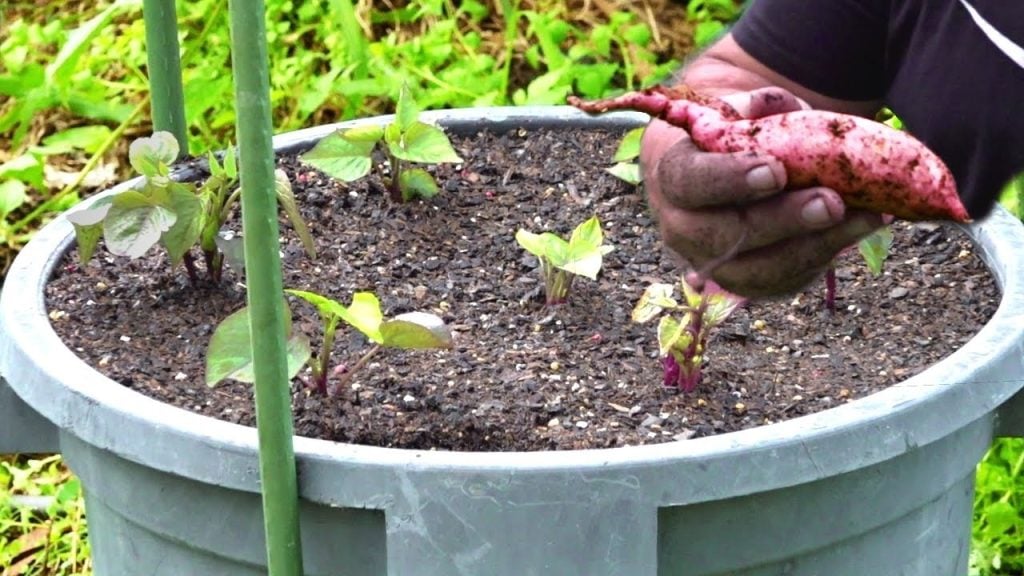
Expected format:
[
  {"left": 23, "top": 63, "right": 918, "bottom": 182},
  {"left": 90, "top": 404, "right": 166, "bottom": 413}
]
[{"left": 44, "top": 128, "right": 1000, "bottom": 452}]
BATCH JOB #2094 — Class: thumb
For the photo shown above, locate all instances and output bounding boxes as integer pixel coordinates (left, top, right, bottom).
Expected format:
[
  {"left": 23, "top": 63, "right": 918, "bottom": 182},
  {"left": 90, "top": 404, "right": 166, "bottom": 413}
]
[{"left": 720, "top": 87, "right": 810, "bottom": 119}]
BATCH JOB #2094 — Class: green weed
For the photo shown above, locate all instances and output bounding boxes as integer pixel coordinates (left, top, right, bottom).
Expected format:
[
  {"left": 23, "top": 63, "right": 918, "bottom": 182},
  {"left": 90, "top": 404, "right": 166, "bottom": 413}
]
[
  {"left": 972, "top": 439, "right": 1024, "bottom": 575},
  {"left": 998, "top": 174, "right": 1024, "bottom": 220},
  {"left": 1, "top": 455, "right": 91, "bottom": 575}
]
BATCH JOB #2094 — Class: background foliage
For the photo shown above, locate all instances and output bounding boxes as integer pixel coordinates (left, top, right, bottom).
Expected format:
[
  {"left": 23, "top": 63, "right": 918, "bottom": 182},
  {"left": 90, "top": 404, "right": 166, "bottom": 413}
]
[{"left": 1, "top": 0, "right": 1021, "bottom": 574}]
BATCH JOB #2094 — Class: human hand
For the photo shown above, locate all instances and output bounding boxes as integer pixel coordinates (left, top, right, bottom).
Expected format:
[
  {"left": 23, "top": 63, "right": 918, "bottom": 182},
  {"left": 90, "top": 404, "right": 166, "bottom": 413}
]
[{"left": 639, "top": 87, "right": 885, "bottom": 298}]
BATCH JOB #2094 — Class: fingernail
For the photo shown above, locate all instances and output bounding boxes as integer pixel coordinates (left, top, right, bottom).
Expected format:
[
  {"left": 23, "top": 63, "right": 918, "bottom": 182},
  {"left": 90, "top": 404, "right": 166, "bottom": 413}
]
[
  {"left": 745, "top": 165, "right": 779, "bottom": 192},
  {"left": 800, "top": 197, "right": 834, "bottom": 227}
]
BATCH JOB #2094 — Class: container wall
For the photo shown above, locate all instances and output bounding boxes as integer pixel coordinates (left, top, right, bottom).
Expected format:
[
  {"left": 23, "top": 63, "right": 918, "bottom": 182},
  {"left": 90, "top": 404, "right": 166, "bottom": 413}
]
[
  {"left": 0, "top": 376, "right": 59, "bottom": 454},
  {"left": 62, "top": 433, "right": 388, "bottom": 575},
  {"left": 657, "top": 416, "right": 990, "bottom": 575}
]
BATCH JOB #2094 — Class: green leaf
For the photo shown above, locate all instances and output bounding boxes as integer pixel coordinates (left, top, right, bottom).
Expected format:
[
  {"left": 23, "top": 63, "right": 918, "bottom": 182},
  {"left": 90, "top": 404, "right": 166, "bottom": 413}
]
[
  {"left": 224, "top": 146, "right": 238, "bottom": 180},
  {"left": 47, "top": 0, "right": 133, "bottom": 85},
  {"left": 606, "top": 162, "right": 642, "bottom": 185},
  {"left": 340, "top": 124, "right": 387, "bottom": 143},
  {"left": 39, "top": 125, "right": 112, "bottom": 154},
  {"left": 516, "top": 229, "right": 556, "bottom": 259},
  {"left": 129, "top": 132, "right": 179, "bottom": 178},
  {"left": 982, "top": 501, "right": 1022, "bottom": 537},
  {"left": 703, "top": 291, "right": 744, "bottom": 327},
  {"left": 568, "top": 215, "right": 602, "bottom": 248},
  {"left": 66, "top": 196, "right": 113, "bottom": 263},
  {"left": 632, "top": 282, "right": 677, "bottom": 323},
  {"left": 286, "top": 290, "right": 385, "bottom": 344},
  {"left": 205, "top": 304, "right": 312, "bottom": 387},
  {"left": 275, "top": 170, "right": 316, "bottom": 259},
  {"left": 515, "top": 229, "right": 569, "bottom": 268},
  {"left": 66, "top": 196, "right": 114, "bottom": 227},
  {"left": 159, "top": 183, "right": 204, "bottom": 267},
  {"left": 613, "top": 127, "right": 645, "bottom": 162},
  {"left": 657, "top": 314, "right": 691, "bottom": 356},
  {"left": 512, "top": 68, "right": 571, "bottom": 106},
  {"left": 102, "top": 190, "right": 177, "bottom": 258},
  {"left": 286, "top": 289, "right": 350, "bottom": 322},
  {"left": 574, "top": 62, "right": 619, "bottom": 99},
  {"left": 394, "top": 83, "right": 419, "bottom": 132},
  {"left": 680, "top": 276, "right": 705, "bottom": 309},
  {"left": 207, "top": 150, "right": 225, "bottom": 179},
  {"left": 559, "top": 248, "right": 609, "bottom": 280},
  {"left": 0, "top": 180, "right": 27, "bottom": 217},
  {"left": 299, "top": 127, "right": 381, "bottom": 182},
  {"left": 857, "top": 226, "right": 894, "bottom": 277},
  {"left": 339, "top": 292, "right": 386, "bottom": 344},
  {"left": 0, "top": 154, "right": 44, "bottom": 191},
  {"left": 215, "top": 230, "right": 246, "bottom": 273},
  {"left": 388, "top": 121, "right": 463, "bottom": 164},
  {"left": 693, "top": 20, "right": 726, "bottom": 49},
  {"left": 69, "top": 222, "right": 104, "bottom": 264},
  {"left": 380, "top": 312, "right": 453, "bottom": 349},
  {"left": 399, "top": 168, "right": 440, "bottom": 201},
  {"left": 0, "top": 63, "right": 44, "bottom": 98},
  {"left": 560, "top": 216, "right": 613, "bottom": 280}
]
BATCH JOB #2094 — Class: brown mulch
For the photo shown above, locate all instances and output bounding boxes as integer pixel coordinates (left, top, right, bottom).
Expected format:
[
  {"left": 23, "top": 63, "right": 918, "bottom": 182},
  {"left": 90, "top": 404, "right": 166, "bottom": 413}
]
[{"left": 43, "top": 127, "right": 1000, "bottom": 452}]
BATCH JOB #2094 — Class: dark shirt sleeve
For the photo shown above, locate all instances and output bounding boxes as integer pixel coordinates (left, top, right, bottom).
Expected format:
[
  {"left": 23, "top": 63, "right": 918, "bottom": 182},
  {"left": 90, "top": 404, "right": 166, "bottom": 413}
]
[{"left": 730, "top": 0, "right": 890, "bottom": 101}]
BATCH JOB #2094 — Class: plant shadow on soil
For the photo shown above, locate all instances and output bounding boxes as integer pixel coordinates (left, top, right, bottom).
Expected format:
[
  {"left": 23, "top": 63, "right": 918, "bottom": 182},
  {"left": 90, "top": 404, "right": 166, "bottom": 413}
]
[{"left": 45, "top": 128, "right": 999, "bottom": 451}]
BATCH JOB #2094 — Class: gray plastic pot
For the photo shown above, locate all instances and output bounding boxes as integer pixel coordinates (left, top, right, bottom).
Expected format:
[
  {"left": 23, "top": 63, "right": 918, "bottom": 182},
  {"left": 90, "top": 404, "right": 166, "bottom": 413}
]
[{"left": 3, "top": 107, "right": 1024, "bottom": 576}]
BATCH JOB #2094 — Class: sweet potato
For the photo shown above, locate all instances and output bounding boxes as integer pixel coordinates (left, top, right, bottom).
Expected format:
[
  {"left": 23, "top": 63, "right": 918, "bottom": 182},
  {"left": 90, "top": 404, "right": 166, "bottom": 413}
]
[{"left": 568, "top": 86, "right": 971, "bottom": 223}]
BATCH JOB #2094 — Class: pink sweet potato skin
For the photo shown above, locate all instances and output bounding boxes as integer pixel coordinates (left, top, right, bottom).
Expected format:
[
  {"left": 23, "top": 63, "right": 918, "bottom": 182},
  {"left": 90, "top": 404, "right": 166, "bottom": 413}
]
[{"left": 568, "top": 88, "right": 971, "bottom": 223}]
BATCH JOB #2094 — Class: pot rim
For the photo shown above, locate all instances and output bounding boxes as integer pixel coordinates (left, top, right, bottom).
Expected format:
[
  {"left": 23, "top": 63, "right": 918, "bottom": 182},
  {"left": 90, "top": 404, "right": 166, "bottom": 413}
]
[{"left": 3, "top": 106, "right": 1023, "bottom": 502}]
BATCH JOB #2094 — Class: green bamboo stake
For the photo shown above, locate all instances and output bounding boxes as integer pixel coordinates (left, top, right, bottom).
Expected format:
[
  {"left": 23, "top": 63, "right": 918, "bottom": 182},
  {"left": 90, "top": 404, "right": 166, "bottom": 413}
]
[
  {"left": 227, "top": 0, "right": 305, "bottom": 574},
  {"left": 142, "top": 0, "right": 188, "bottom": 153}
]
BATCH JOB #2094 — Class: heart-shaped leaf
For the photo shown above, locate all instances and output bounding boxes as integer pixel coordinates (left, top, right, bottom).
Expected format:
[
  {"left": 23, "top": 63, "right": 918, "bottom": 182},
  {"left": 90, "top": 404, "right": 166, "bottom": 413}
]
[
  {"left": 560, "top": 216, "right": 612, "bottom": 279},
  {"left": 205, "top": 303, "right": 311, "bottom": 387},
  {"left": 388, "top": 121, "right": 463, "bottom": 164},
  {"left": 299, "top": 126, "right": 382, "bottom": 182},
  {"left": 129, "top": 132, "right": 179, "bottom": 177},
  {"left": 657, "top": 314, "right": 691, "bottom": 357},
  {"left": 394, "top": 83, "right": 420, "bottom": 132},
  {"left": 103, "top": 190, "right": 176, "bottom": 258},
  {"left": 286, "top": 290, "right": 385, "bottom": 344},
  {"left": 612, "top": 127, "right": 645, "bottom": 162},
  {"left": 516, "top": 229, "right": 567, "bottom": 263},
  {"left": 159, "top": 183, "right": 204, "bottom": 267},
  {"left": 380, "top": 311, "right": 453, "bottom": 349},
  {"left": 632, "top": 282, "right": 677, "bottom": 323},
  {"left": 857, "top": 225, "right": 894, "bottom": 277},
  {"left": 67, "top": 196, "right": 115, "bottom": 263},
  {"left": 606, "top": 162, "right": 641, "bottom": 185},
  {"left": 0, "top": 180, "right": 27, "bottom": 218},
  {"left": 336, "top": 292, "right": 386, "bottom": 343},
  {"left": 399, "top": 168, "right": 440, "bottom": 201}
]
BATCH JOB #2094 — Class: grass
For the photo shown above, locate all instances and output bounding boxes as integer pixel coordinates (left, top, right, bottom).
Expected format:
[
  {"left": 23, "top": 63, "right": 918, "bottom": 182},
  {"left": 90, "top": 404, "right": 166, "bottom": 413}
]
[
  {"left": 1, "top": 456, "right": 90, "bottom": 575},
  {"left": 1, "top": 0, "right": 1023, "bottom": 573}
]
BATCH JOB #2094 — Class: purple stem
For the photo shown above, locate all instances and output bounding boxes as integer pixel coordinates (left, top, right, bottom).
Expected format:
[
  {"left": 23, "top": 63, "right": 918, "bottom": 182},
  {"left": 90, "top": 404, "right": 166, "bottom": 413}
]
[
  {"left": 182, "top": 251, "right": 199, "bottom": 285},
  {"left": 662, "top": 356, "right": 681, "bottom": 387},
  {"left": 825, "top": 266, "right": 837, "bottom": 313}
]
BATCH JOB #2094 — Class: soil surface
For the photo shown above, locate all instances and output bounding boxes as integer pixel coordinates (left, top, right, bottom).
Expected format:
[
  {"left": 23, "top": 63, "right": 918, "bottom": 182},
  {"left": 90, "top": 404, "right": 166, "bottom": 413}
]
[{"left": 44, "top": 128, "right": 1000, "bottom": 452}]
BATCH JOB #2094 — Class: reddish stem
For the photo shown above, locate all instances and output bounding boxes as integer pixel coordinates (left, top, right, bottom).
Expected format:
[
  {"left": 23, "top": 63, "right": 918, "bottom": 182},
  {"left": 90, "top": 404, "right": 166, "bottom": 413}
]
[{"left": 825, "top": 266, "right": 837, "bottom": 313}]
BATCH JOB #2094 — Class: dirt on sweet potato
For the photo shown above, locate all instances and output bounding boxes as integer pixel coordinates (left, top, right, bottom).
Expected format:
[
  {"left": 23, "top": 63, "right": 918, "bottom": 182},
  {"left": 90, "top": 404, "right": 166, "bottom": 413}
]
[{"left": 569, "top": 86, "right": 971, "bottom": 223}]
